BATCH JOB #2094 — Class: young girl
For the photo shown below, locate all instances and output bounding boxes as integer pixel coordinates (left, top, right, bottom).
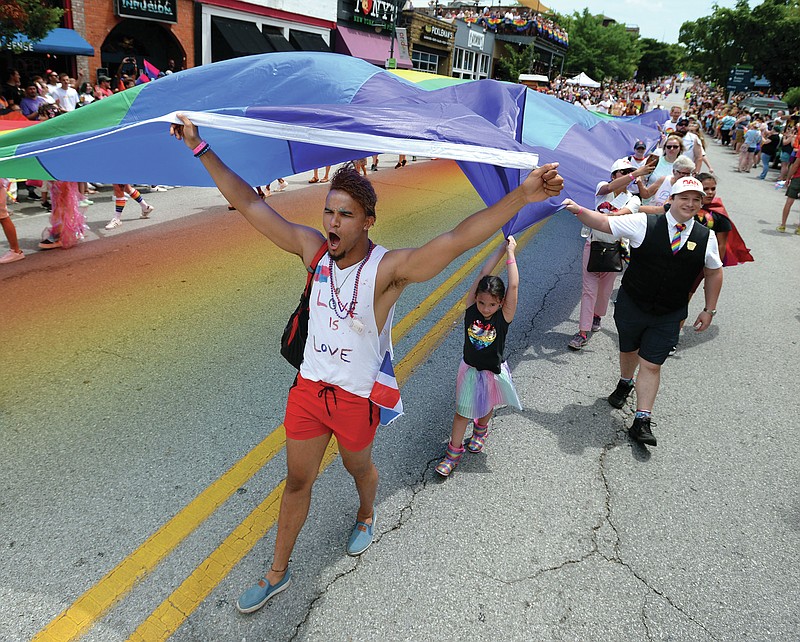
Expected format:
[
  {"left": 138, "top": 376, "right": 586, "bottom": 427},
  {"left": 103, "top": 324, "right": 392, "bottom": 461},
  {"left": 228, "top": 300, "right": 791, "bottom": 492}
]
[
  {"left": 695, "top": 173, "right": 752, "bottom": 267},
  {"left": 435, "top": 236, "right": 522, "bottom": 477}
]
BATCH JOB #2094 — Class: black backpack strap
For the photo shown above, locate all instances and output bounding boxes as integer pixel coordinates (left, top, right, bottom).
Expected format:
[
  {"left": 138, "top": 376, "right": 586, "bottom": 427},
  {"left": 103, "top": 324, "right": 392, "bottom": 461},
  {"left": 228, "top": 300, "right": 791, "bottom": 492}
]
[{"left": 302, "top": 240, "right": 328, "bottom": 296}]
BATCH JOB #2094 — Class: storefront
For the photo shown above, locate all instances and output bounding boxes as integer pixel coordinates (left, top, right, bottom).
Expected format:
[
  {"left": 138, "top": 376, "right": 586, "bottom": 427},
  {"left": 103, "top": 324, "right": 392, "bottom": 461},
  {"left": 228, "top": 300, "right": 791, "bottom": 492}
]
[
  {"left": 451, "top": 20, "right": 493, "bottom": 80},
  {"left": 197, "top": 2, "right": 335, "bottom": 66},
  {"left": 3, "top": 28, "right": 95, "bottom": 83},
  {"left": 335, "top": 1, "right": 412, "bottom": 69},
  {"left": 75, "top": 0, "right": 193, "bottom": 84},
  {"left": 404, "top": 12, "right": 455, "bottom": 76}
]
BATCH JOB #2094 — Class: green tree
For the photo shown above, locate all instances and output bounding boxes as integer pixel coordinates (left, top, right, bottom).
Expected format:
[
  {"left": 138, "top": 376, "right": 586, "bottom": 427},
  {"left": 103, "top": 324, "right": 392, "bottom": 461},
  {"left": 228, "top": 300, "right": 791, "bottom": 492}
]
[
  {"left": 680, "top": 0, "right": 800, "bottom": 92},
  {"left": 784, "top": 87, "right": 800, "bottom": 108},
  {"left": 0, "top": 0, "right": 63, "bottom": 51},
  {"left": 637, "top": 38, "right": 686, "bottom": 82},
  {"left": 748, "top": 0, "right": 800, "bottom": 92},
  {"left": 494, "top": 41, "right": 539, "bottom": 83},
  {"left": 679, "top": 1, "right": 754, "bottom": 86},
  {"left": 557, "top": 9, "right": 640, "bottom": 81}
]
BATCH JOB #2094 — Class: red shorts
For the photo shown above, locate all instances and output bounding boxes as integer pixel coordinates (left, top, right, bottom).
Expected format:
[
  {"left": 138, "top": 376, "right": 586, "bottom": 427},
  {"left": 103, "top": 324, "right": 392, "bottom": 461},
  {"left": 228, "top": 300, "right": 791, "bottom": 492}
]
[{"left": 284, "top": 374, "right": 379, "bottom": 452}]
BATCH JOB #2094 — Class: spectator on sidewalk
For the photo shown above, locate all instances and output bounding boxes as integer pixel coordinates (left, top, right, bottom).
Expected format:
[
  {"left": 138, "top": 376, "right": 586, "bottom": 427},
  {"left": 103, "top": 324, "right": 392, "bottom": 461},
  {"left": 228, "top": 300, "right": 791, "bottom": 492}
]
[
  {"left": 718, "top": 109, "right": 736, "bottom": 147},
  {"left": 308, "top": 166, "right": 331, "bottom": 183},
  {"left": 777, "top": 151, "right": 800, "bottom": 234},
  {"left": 78, "top": 83, "right": 95, "bottom": 107},
  {"left": 674, "top": 118, "right": 704, "bottom": 173},
  {"left": 19, "top": 83, "right": 47, "bottom": 120},
  {"left": 738, "top": 122, "right": 762, "bottom": 173},
  {"left": 50, "top": 74, "right": 80, "bottom": 112},
  {"left": 0, "top": 178, "right": 24, "bottom": 263},
  {"left": 562, "top": 176, "right": 723, "bottom": 447},
  {"left": 759, "top": 123, "right": 780, "bottom": 180},
  {"left": 779, "top": 125, "right": 797, "bottom": 182},
  {"left": 2, "top": 69, "right": 24, "bottom": 111},
  {"left": 95, "top": 76, "right": 114, "bottom": 100}
]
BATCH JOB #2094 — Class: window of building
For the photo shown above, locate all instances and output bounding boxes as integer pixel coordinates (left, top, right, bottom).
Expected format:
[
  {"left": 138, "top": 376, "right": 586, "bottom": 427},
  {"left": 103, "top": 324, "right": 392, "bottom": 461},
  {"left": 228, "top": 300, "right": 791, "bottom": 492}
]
[
  {"left": 453, "top": 47, "right": 484, "bottom": 80},
  {"left": 478, "top": 53, "right": 490, "bottom": 78},
  {"left": 412, "top": 50, "right": 439, "bottom": 73}
]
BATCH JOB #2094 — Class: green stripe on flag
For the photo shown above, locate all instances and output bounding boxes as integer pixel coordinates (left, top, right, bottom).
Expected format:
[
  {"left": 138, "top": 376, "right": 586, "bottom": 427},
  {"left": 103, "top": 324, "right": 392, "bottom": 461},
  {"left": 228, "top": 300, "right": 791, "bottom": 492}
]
[{"left": 0, "top": 85, "right": 146, "bottom": 178}]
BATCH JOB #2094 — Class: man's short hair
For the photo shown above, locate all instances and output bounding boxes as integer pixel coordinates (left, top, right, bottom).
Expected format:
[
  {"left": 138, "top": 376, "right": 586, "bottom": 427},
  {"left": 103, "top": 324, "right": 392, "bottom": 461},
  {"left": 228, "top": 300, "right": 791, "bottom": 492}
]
[
  {"left": 330, "top": 163, "right": 377, "bottom": 219},
  {"left": 677, "top": 118, "right": 690, "bottom": 126}
]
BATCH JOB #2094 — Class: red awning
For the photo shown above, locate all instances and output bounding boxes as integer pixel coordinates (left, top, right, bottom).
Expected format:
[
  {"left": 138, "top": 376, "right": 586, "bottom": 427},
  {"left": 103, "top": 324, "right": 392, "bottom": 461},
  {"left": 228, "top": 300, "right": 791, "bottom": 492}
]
[{"left": 335, "top": 25, "right": 412, "bottom": 70}]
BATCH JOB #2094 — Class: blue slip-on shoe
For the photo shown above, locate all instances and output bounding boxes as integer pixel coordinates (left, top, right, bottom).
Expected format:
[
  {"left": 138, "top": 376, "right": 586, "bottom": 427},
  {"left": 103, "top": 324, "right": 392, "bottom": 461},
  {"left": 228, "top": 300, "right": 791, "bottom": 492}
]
[
  {"left": 235, "top": 568, "right": 292, "bottom": 614},
  {"left": 346, "top": 508, "right": 376, "bottom": 556}
]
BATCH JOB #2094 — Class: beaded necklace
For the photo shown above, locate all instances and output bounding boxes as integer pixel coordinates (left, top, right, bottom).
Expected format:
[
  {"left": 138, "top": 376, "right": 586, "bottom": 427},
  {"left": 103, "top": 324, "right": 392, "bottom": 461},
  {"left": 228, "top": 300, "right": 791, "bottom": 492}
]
[
  {"left": 329, "top": 241, "right": 374, "bottom": 319},
  {"left": 332, "top": 262, "right": 359, "bottom": 295}
]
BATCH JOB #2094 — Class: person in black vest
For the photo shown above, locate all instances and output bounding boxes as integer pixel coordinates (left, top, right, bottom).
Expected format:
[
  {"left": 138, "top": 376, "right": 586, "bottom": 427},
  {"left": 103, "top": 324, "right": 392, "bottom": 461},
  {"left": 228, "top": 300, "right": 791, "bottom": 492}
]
[{"left": 561, "top": 176, "right": 723, "bottom": 447}]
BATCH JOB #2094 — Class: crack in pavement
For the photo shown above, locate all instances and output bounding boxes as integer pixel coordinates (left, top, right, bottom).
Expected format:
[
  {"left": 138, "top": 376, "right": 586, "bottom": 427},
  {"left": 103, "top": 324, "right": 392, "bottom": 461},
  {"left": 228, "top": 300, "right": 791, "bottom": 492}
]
[{"left": 290, "top": 457, "right": 436, "bottom": 640}]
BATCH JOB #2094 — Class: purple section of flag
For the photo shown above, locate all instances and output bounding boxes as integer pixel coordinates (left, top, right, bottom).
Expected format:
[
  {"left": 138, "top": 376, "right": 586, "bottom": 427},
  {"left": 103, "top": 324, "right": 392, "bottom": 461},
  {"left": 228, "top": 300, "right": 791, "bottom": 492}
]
[{"left": 143, "top": 59, "right": 160, "bottom": 81}]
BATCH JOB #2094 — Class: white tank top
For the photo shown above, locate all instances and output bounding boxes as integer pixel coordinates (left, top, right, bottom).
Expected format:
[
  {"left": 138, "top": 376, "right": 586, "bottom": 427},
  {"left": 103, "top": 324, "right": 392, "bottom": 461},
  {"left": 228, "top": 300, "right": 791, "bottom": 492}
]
[{"left": 301, "top": 244, "right": 395, "bottom": 397}]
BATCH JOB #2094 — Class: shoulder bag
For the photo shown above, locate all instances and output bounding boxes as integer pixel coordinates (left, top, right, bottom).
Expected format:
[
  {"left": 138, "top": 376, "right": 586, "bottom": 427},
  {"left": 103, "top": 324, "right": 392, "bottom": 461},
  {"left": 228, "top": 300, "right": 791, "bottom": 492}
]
[{"left": 586, "top": 240, "right": 623, "bottom": 272}]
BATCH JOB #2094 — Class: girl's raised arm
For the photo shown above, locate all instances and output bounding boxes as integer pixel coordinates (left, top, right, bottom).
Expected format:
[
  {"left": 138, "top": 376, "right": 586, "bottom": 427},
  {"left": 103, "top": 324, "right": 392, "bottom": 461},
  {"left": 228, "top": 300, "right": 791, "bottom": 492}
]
[
  {"left": 502, "top": 236, "right": 518, "bottom": 323},
  {"left": 465, "top": 237, "right": 508, "bottom": 308}
]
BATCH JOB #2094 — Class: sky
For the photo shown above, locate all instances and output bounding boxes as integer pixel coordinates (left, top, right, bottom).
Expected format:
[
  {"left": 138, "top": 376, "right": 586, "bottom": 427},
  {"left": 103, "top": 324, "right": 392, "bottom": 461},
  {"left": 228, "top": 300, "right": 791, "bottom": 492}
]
[{"left": 512, "top": 0, "right": 759, "bottom": 44}]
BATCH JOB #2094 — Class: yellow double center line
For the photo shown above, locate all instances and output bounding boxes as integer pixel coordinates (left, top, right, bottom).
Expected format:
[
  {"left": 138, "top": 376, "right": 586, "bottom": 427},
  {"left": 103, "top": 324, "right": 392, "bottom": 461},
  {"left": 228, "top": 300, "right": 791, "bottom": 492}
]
[{"left": 34, "top": 224, "right": 543, "bottom": 642}]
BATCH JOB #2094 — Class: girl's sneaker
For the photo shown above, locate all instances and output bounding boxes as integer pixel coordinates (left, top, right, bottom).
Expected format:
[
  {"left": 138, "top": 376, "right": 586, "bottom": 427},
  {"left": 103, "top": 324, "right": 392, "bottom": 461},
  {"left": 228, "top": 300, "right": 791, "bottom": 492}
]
[
  {"left": 568, "top": 332, "right": 589, "bottom": 350},
  {"left": 435, "top": 442, "right": 465, "bottom": 477},
  {"left": 466, "top": 423, "right": 488, "bottom": 453},
  {"left": 591, "top": 315, "right": 602, "bottom": 332}
]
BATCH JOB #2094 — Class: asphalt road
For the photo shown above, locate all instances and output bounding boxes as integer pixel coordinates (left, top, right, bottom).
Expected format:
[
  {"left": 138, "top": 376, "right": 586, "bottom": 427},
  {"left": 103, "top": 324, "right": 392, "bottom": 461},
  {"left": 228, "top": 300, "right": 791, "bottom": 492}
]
[{"left": 2, "top": 131, "right": 799, "bottom": 641}]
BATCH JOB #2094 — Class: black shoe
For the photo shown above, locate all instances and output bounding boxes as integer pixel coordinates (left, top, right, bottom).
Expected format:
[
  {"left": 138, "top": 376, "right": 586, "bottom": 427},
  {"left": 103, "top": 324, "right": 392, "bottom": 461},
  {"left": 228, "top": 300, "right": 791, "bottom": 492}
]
[
  {"left": 27, "top": 189, "right": 39, "bottom": 200},
  {"left": 41, "top": 201, "right": 51, "bottom": 211},
  {"left": 629, "top": 416, "right": 657, "bottom": 446},
  {"left": 607, "top": 379, "right": 634, "bottom": 408}
]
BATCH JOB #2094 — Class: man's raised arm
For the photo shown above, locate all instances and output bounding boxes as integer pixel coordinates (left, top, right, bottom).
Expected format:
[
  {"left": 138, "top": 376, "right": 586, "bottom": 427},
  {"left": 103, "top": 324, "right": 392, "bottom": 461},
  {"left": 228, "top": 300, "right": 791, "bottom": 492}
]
[
  {"left": 381, "top": 163, "right": 563, "bottom": 287},
  {"left": 170, "top": 114, "right": 323, "bottom": 264}
]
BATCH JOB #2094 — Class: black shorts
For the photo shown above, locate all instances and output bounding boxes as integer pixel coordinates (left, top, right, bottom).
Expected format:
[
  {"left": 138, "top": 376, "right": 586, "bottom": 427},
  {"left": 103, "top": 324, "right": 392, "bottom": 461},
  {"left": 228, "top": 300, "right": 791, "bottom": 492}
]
[
  {"left": 613, "top": 287, "right": 686, "bottom": 366},
  {"left": 786, "top": 177, "right": 800, "bottom": 200}
]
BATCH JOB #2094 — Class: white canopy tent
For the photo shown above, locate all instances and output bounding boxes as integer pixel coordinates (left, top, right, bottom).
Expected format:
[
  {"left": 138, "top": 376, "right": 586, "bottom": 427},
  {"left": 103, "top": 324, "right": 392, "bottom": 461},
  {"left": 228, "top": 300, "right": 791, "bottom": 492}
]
[{"left": 566, "top": 72, "right": 600, "bottom": 88}]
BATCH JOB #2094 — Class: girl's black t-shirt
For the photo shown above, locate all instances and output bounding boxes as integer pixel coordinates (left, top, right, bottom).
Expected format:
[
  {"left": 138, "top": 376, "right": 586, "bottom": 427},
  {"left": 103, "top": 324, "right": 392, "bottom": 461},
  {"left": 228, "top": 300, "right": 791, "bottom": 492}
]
[{"left": 463, "top": 303, "right": 509, "bottom": 374}]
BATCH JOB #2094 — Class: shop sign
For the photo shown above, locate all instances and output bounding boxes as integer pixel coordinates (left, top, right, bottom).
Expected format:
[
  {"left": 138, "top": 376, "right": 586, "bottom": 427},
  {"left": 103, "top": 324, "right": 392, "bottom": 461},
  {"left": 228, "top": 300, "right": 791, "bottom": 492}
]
[
  {"left": 5, "top": 40, "right": 34, "bottom": 54},
  {"left": 116, "top": 0, "right": 177, "bottom": 24},
  {"left": 396, "top": 27, "right": 410, "bottom": 59},
  {"left": 467, "top": 29, "right": 485, "bottom": 50},
  {"left": 421, "top": 23, "right": 453, "bottom": 46},
  {"left": 353, "top": 0, "right": 397, "bottom": 24}
]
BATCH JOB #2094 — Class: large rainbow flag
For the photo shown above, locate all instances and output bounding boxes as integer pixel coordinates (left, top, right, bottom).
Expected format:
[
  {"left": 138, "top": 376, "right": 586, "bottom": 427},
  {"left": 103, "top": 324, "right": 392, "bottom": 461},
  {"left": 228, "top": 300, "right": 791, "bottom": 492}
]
[{"left": 0, "top": 52, "right": 662, "bottom": 235}]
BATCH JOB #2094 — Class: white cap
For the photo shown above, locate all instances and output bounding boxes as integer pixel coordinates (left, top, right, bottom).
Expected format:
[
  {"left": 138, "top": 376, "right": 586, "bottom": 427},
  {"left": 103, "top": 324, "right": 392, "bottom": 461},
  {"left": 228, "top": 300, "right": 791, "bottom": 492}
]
[
  {"left": 610, "top": 157, "right": 635, "bottom": 173},
  {"left": 670, "top": 176, "right": 706, "bottom": 197}
]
